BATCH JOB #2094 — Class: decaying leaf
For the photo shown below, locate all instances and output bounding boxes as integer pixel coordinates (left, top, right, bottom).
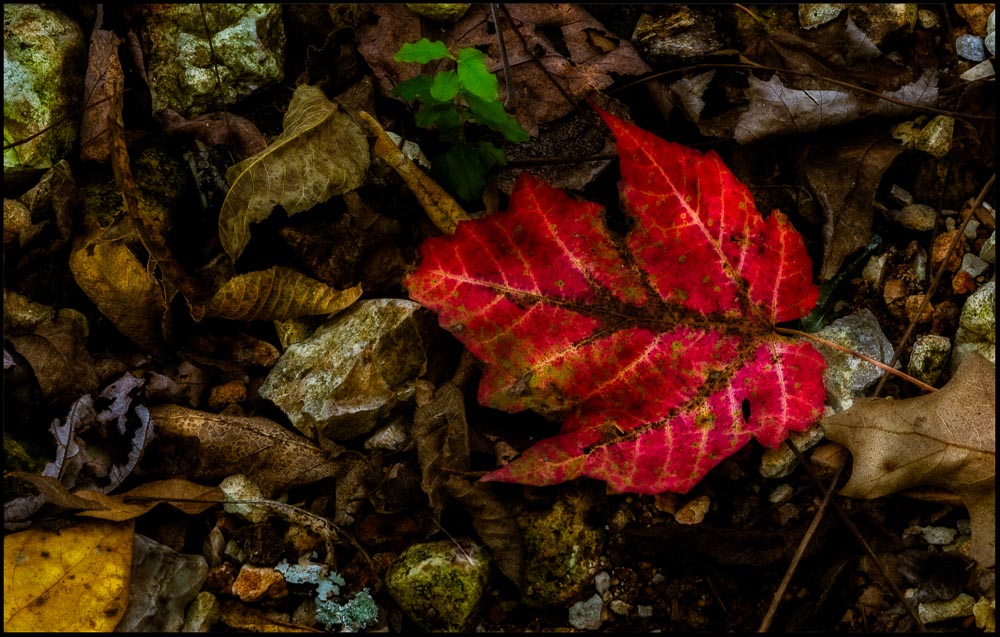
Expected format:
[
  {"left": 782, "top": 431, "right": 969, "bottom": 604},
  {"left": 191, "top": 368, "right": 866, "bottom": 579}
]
[
  {"left": 79, "top": 27, "right": 122, "bottom": 163},
  {"left": 733, "top": 70, "right": 938, "bottom": 144},
  {"left": 158, "top": 108, "right": 268, "bottom": 157},
  {"left": 414, "top": 373, "right": 524, "bottom": 587},
  {"left": 802, "top": 134, "right": 904, "bottom": 280},
  {"left": 358, "top": 111, "right": 469, "bottom": 234},
  {"left": 822, "top": 353, "right": 996, "bottom": 568},
  {"left": 194, "top": 266, "right": 362, "bottom": 322},
  {"left": 219, "top": 85, "right": 370, "bottom": 261},
  {"left": 3, "top": 520, "right": 134, "bottom": 631},
  {"left": 69, "top": 234, "right": 169, "bottom": 356},
  {"left": 406, "top": 107, "right": 826, "bottom": 494},
  {"left": 149, "top": 405, "right": 347, "bottom": 498},
  {"left": 5, "top": 315, "right": 99, "bottom": 405}
]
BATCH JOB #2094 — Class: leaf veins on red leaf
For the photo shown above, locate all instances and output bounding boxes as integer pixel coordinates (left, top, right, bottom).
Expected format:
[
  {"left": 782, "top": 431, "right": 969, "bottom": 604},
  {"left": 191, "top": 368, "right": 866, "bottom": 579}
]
[{"left": 405, "top": 107, "right": 826, "bottom": 493}]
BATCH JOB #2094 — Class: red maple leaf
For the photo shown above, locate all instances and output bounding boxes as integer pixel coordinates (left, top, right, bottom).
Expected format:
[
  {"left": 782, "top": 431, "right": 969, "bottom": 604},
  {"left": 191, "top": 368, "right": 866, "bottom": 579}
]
[{"left": 405, "top": 107, "right": 826, "bottom": 494}]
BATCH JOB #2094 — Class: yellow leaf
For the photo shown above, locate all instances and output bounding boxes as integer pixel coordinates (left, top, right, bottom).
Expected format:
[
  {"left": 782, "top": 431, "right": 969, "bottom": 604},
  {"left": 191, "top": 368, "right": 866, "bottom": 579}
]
[
  {"left": 195, "top": 266, "right": 361, "bottom": 322},
  {"left": 219, "top": 85, "right": 370, "bottom": 261},
  {"left": 4, "top": 520, "right": 134, "bottom": 631},
  {"left": 357, "top": 110, "right": 469, "bottom": 235},
  {"left": 69, "top": 235, "right": 168, "bottom": 355}
]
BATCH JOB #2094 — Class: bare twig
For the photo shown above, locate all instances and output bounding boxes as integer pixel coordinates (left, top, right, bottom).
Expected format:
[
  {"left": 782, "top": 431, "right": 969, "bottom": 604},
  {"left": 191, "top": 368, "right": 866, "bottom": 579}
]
[
  {"left": 758, "top": 452, "right": 845, "bottom": 631},
  {"left": 489, "top": 3, "right": 516, "bottom": 109},
  {"left": 786, "top": 441, "right": 927, "bottom": 631},
  {"left": 871, "top": 173, "right": 996, "bottom": 396}
]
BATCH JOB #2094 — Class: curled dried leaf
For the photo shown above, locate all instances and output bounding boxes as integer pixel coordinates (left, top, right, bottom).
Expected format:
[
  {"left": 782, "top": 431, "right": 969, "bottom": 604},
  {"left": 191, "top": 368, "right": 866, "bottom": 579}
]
[
  {"left": 194, "top": 266, "right": 361, "bottom": 322},
  {"left": 219, "top": 85, "right": 370, "bottom": 261}
]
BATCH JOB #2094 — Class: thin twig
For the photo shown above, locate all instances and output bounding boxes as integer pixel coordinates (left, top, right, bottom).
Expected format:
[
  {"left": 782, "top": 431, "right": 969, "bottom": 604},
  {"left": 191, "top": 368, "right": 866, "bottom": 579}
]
[
  {"left": 498, "top": 4, "right": 584, "bottom": 115},
  {"left": 786, "top": 441, "right": 927, "bottom": 631},
  {"left": 776, "top": 327, "right": 937, "bottom": 393},
  {"left": 758, "top": 453, "right": 845, "bottom": 631},
  {"left": 489, "top": 3, "right": 516, "bottom": 109},
  {"left": 871, "top": 173, "right": 996, "bottom": 396}
]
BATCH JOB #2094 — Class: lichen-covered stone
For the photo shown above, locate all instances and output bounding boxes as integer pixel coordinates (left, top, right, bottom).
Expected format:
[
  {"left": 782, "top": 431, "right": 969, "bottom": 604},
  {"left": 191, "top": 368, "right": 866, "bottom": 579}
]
[
  {"left": 814, "top": 309, "right": 894, "bottom": 412},
  {"left": 259, "top": 299, "right": 430, "bottom": 445},
  {"left": 907, "top": 334, "right": 951, "bottom": 386},
  {"left": 385, "top": 539, "right": 490, "bottom": 631},
  {"left": 4, "top": 5, "right": 85, "bottom": 178},
  {"left": 952, "top": 280, "right": 995, "bottom": 370},
  {"left": 518, "top": 486, "right": 604, "bottom": 608},
  {"left": 406, "top": 4, "right": 471, "bottom": 23},
  {"left": 141, "top": 4, "right": 285, "bottom": 116},
  {"left": 847, "top": 4, "right": 917, "bottom": 47}
]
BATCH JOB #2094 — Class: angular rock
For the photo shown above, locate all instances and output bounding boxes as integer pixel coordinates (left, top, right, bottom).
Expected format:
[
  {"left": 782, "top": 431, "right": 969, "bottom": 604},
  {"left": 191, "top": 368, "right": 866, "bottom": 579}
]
[
  {"left": 814, "top": 309, "right": 894, "bottom": 412},
  {"left": 260, "top": 299, "right": 430, "bottom": 445},
  {"left": 568, "top": 594, "right": 605, "bottom": 630},
  {"left": 519, "top": 486, "right": 604, "bottom": 607},
  {"left": 632, "top": 7, "right": 721, "bottom": 61},
  {"left": 919, "top": 593, "right": 976, "bottom": 624},
  {"left": 980, "top": 231, "right": 995, "bottom": 264},
  {"left": 386, "top": 539, "right": 490, "bottom": 631},
  {"left": 952, "top": 280, "right": 995, "bottom": 370},
  {"left": 847, "top": 4, "right": 917, "bottom": 47},
  {"left": 116, "top": 534, "right": 209, "bottom": 632},
  {"left": 907, "top": 334, "right": 951, "bottom": 386},
  {"left": 140, "top": 5, "right": 285, "bottom": 116},
  {"left": 960, "top": 253, "right": 989, "bottom": 278},
  {"left": 4, "top": 5, "right": 85, "bottom": 178}
]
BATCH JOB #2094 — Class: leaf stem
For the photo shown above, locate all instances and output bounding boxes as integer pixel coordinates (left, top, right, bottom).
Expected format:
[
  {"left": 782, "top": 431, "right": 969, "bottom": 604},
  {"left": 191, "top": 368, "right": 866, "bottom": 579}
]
[{"left": 776, "top": 327, "right": 938, "bottom": 393}]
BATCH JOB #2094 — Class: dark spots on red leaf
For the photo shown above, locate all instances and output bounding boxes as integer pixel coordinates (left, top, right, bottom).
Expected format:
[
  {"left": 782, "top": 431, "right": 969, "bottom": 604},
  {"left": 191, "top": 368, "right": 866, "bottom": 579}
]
[{"left": 741, "top": 398, "right": 751, "bottom": 423}]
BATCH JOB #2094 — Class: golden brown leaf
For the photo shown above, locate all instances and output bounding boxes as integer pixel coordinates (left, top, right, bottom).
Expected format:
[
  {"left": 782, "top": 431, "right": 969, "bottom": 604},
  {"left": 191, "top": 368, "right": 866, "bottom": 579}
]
[
  {"left": 5, "top": 314, "right": 99, "bottom": 403},
  {"left": 357, "top": 110, "right": 469, "bottom": 235},
  {"left": 79, "top": 28, "right": 122, "bottom": 163},
  {"left": 69, "top": 235, "right": 169, "bottom": 356},
  {"left": 219, "top": 85, "right": 370, "bottom": 261},
  {"left": 3, "top": 520, "right": 134, "bottom": 631},
  {"left": 149, "top": 404, "right": 348, "bottom": 498},
  {"left": 194, "top": 266, "right": 361, "bottom": 322},
  {"left": 822, "top": 354, "right": 995, "bottom": 567}
]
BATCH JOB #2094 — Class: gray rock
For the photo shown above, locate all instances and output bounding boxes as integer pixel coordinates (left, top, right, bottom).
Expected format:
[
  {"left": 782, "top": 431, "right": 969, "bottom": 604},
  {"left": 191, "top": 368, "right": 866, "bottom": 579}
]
[
  {"left": 595, "top": 571, "right": 611, "bottom": 596},
  {"left": 980, "top": 231, "right": 995, "bottom": 263},
  {"left": 385, "top": 539, "right": 490, "bottom": 631},
  {"left": 956, "top": 34, "right": 986, "bottom": 61},
  {"left": 987, "top": 31, "right": 996, "bottom": 56},
  {"left": 182, "top": 592, "right": 220, "bottom": 632},
  {"left": 814, "top": 309, "right": 894, "bottom": 412},
  {"left": 116, "top": 535, "right": 208, "bottom": 632},
  {"left": 141, "top": 5, "right": 285, "bottom": 116},
  {"left": 961, "top": 253, "right": 990, "bottom": 278},
  {"left": 919, "top": 593, "right": 976, "bottom": 624},
  {"left": 3, "top": 5, "right": 85, "bottom": 178},
  {"left": 959, "top": 59, "right": 996, "bottom": 81},
  {"left": 632, "top": 8, "right": 721, "bottom": 60},
  {"left": 862, "top": 253, "right": 889, "bottom": 288},
  {"left": 891, "top": 204, "right": 937, "bottom": 231},
  {"left": 952, "top": 280, "right": 995, "bottom": 370},
  {"left": 260, "top": 299, "right": 430, "bottom": 446},
  {"left": 907, "top": 334, "right": 951, "bottom": 386},
  {"left": 799, "top": 4, "right": 845, "bottom": 30},
  {"left": 964, "top": 219, "right": 980, "bottom": 239},
  {"left": 759, "top": 425, "right": 825, "bottom": 479},
  {"left": 889, "top": 184, "right": 914, "bottom": 206},
  {"left": 568, "top": 594, "right": 605, "bottom": 630}
]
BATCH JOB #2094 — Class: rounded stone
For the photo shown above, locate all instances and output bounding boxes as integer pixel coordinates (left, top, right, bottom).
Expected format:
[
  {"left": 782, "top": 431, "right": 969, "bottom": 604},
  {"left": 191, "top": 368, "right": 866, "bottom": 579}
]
[
  {"left": 907, "top": 334, "right": 951, "bottom": 386},
  {"left": 385, "top": 539, "right": 490, "bottom": 631},
  {"left": 956, "top": 34, "right": 986, "bottom": 61}
]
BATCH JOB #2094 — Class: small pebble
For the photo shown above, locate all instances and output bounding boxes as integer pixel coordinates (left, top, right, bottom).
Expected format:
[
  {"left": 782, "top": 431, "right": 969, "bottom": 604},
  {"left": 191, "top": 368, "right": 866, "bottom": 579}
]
[
  {"left": 232, "top": 565, "right": 288, "bottom": 602},
  {"left": 651, "top": 573, "right": 665, "bottom": 585},
  {"left": 768, "top": 484, "right": 794, "bottom": 504},
  {"left": 961, "top": 253, "right": 989, "bottom": 278},
  {"left": 674, "top": 495, "right": 710, "bottom": 525},
  {"left": 891, "top": 203, "right": 937, "bottom": 231},
  {"left": 907, "top": 335, "right": 952, "bottom": 386},
  {"left": 980, "top": 231, "right": 995, "bottom": 263},
  {"left": 917, "top": 9, "right": 940, "bottom": 29},
  {"left": 957, "top": 34, "right": 987, "bottom": 61},
  {"left": 906, "top": 525, "right": 958, "bottom": 545},
  {"left": 609, "top": 600, "right": 632, "bottom": 616},
  {"left": 918, "top": 593, "right": 976, "bottom": 624},
  {"left": 637, "top": 605, "right": 653, "bottom": 618},
  {"left": 957, "top": 519, "right": 972, "bottom": 535},
  {"left": 963, "top": 219, "right": 980, "bottom": 239},
  {"left": 568, "top": 594, "right": 604, "bottom": 631},
  {"left": 959, "top": 59, "right": 996, "bottom": 81},
  {"left": 595, "top": 571, "right": 611, "bottom": 596},
  {"left": 889, "top": 184, "right": 913, "bottom": 206},
  {"left": 862, "top": 253, "right": 889, "bottom": 287}
]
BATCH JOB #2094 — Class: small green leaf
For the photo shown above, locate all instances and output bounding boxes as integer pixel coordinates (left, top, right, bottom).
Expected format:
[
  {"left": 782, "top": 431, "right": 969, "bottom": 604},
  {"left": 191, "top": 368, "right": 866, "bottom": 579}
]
[
  {"left": 394, "top": 38, "right": 455, "bottom": 63},
  {"left": 465, "top": 94, "right": 529, "bottom": 142},
  {"left": 392, "top": 75, "right": 434, "bottom": 102},
  {"left": 429, "top": 70, "right": 461, "bottom": 102},
  {"left": 477, "top": 141, "right": 507, "bottom": 167},
  {"left": 434, "top": 142, "right": 490, "bottom": 201},
  {"left": 415, "top": 103, "right": 462, "bottom": 132},
  {"left": 456, "top": 47, "right": 499, "bottom": 102}
]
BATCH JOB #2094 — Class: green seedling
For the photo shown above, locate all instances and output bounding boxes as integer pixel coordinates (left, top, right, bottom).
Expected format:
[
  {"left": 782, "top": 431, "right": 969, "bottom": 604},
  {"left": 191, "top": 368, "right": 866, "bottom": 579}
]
[{"left": 392, "top": 38, "right": 529, "bottom": 201}]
